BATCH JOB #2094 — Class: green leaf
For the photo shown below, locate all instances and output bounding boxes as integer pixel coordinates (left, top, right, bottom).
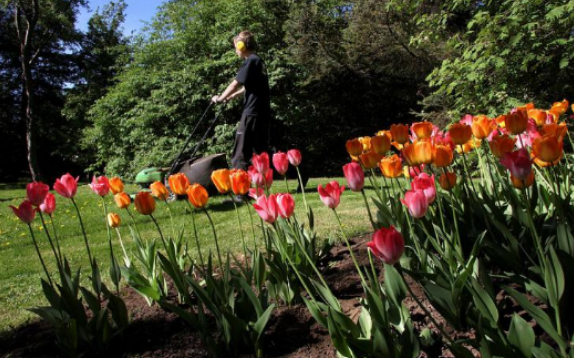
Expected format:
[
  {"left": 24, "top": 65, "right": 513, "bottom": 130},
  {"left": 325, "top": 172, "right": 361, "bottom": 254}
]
[
  {"left": 253, "top": 304, "right": 275, "bottom": 340},
  {"left": 508, "top": 313, "right": 535, "bottom": 358},
  {"left": 383, "top": 264, "right": 406, "bottom": 308}
]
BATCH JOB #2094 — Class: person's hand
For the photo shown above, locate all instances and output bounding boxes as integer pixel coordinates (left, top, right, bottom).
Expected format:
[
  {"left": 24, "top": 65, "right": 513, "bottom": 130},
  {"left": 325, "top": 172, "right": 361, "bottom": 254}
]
[{"left": 211, "top": 95, "right": 220, "bottom": 103}]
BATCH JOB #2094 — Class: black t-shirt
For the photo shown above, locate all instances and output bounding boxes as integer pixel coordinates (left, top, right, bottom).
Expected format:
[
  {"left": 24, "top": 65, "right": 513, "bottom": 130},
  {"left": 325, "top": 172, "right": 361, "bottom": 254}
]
[{"left": 235, "top": 54, "right": 271, "bottom": 116}]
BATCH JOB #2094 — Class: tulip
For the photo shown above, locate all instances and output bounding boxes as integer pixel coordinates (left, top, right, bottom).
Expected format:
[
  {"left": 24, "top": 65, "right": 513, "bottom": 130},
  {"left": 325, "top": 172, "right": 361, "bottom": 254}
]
[
  {"left": 448, "top": 123, "right": 473, "bottom": 146},
  {"left": 402, "top": 142, "right": 419, "bottom": 166},
  {"left": 511, "top": 171, "right": 535, "bottom": 189},
  {"left": 134, "top": 191, "right": 156, "bottom": 215},
  {"left": 248, "top": 166, "right": 273, "bottom": 188},
  {"left": 432, "top": 144, "right": 453, "bottom": 167},
  {"left": 231, "top": 169, "right": 250, "bottom": 196},
  {"left": 433, "top": 131, "right": 455, "bottom": 151},
  {"left": 358, "top": 136, "right": 371, "bottom": 152},
  {"left": 253, "top": 194, "right": 279, "bottom": 223},
  {"left": 379, "top": 154, "right": 402, "bottom": 178},
  {"left": 107, "top": 213, "right": 121, "bottom": 228},
  {"left": 371, "top": 135, "right": 391, "bottom": 155},
  {"left": 411, "top": 139, "right": 433, "bottom": 165},
  {"left": 471, "top": 115, "right": 496, "bottom": 140},
  {"left": 10, "top": 200, "right": 36, "bottom": 223},
  {"left": 150, "top": 181, "right": 170, "bottom": 200},
  {"left": 114, "top": 192, "right": 131, "bottom": 209},
  {"left": 26, "top": 182, "right": 49, "bottom": 206},
  {"left": 439, "top": 172, "right": 457, "bottom": 191},
  {"left": 343, "top": 162, "right": 364, "bottom": 191},
  {"left": 495, "top": 114, "right": 507, "bottom": 129},
  {"left": 500, "top": 148, "right": 532, "bottom": 181},
  {"left": 411, "top": 121, "right": 434, "bottom": 140},
  {"left": 532, "top": 134, "right": 563, "bottom": 165},
  {"left": 287, "top": 149, "right": 302, "bottom": 167},
  {"left": 528, "top": 109, "right": 548, "bottom": 127},
  {"left": 367, "top": 226, "right": 404, "bottom": 265},
  {"left": 89, "top": 175, "right": 110, "bottom": 197},
  {"left": 505, "top": 107, "right": 529, "bottom": 135},
  {"left": 187, "top": 184, "right": 209, "bottom": 208},
  {"left": 400, "top": 190, "right": 428, "bottom": 219},
  {"left": 539, "top": 123, "right": 568, "bottom": 142},
  {"left": 488, "top": 133, "right": 516, "bottom": 158},
  {"left": 359, "top": 152, "right": 382, "bottom": 169},
  {"left": 318, "top": 181, "right": 345, "bottom": 209},
  {"left": 376, "top": 130, "right": 393, "bottom": 141},
  {"left": 248, "top": 187, "right": 265, "bottom": 200},
  {"left": 390, "top": 124, "right": 410, "bottom": 144},
  {"left": 168, "top": 173, "right": 189, "bottom": 196},
  {"left": 211, "top": 169, "right": 232, "bottom": 194},
  {"left": 550, "top": 99, "right": 569, "bottom": 117},
  {"left": 109, "top": 177, "right": 124, "bottom": 195},
  {"left": 346, "top": 138, "right": 363, "bottom": 157},
  {"left": 273, "top": 152, "right": 289, "bottom": 176},
  {"left": 252, "top": 152, "right": 270, "bottom": 175},
  {"left": 39, "top": 193, "right": 56, "bottom": 215},
  {"left": 276, "top": 193, "right": 295, "bottom": 219},
  {"left": 53, "top": 173, "right": 79, "bottom": 198},
  {"left": 411, "top": 173, "right": 436, "bottom": 205}
]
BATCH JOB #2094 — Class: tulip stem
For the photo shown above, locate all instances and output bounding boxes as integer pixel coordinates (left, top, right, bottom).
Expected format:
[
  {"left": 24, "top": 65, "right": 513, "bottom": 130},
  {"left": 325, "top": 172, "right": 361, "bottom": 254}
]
[
  {"left": 520, "top": 189, "right": 546, "bottom": 272},
  {"left": 71, "top": 197, "right": 93, "bottom": 268},
  {"left": 283, "top": 176, "right": 290, "bottom": 193},
  {"left": 230, "top": 194, "right": 249, "bottom": 268},
  {"left": 27, "top": 223, "right": 53, "bottom": 287},
  {"left": 114, "top": 227, "right": 130, "bottom": 267},
  {"left": 360, "top": 189, "right": 376, "bottom": 230},
  {"left": 101, "top": 197, "right": 120, "bottom": 294},
  {"left": 296, "top": 167, "right": 309, "bottom": 215},
  {"left": 245, "top": 200, "right": 258, "bottom": 250},
  {"left": 48, "top": 214, "right": 63, "bottom": 266},
  {"left": 38, "top": 211, "right": 62, "bottom": 269},
  {"left": 203, "top": 208, "right": 224, "bottom": 275},
  {"left": 333, "top": 209, "right": 368, "bottom": 288},
  {"left": 150, "top": 214, "right": 167, "bottom": 251},
  {"left": 460, "top": 149, "right": 478, "bottom": 196},
  {"left": 164, "top": 199, "right": 176, "bottom": 239}
]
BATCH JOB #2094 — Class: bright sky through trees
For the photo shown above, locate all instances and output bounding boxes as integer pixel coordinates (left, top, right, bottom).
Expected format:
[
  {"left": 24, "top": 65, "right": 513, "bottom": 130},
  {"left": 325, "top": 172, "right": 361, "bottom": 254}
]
[{"left": 76, "top": 0, "right": 161, "bottom": 34}]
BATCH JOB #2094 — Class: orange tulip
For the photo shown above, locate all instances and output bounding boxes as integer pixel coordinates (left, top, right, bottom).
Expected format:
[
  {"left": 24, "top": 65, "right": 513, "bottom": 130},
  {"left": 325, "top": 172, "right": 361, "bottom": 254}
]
[
  {"left": 376, "top": 130, "right": 393, "bottom": 141},
  {"left": 539, "top": 122, "right": 568, "bottom": 141},
  {"left": 511, "top": 171, "right": 535, "bottom": 189},
  {"left": 532, "top": 134, "right": 563, "bottom": 165},
  {"left": 114, "top": 192, "right": 131, "bottom": 209},
  {"left": 406, "top": 139, "right": 433, "bottom": 166},
  {"left": 168, "top": 173, "right": 189, "bottom": 195},
  {"left": 359, "top": 152, "right": 382, "bottom": 169},
  {"left": 402, "top": 143, "right": 418, "bottom": 166},
  {"left": 230, "top": 169, "right": 250, "bottom": 196},
  {"left": 504, "top": 108, "right": 529, "bottom": 135},
  {"left": 150, "top": 181, "right": 170, "bottom": 200},
  {"left": 186, "top": 184, "right": 209, "bottom": 208},
  {"left": 439, "top": 172, "right": 457, "bottom": 190},
  {"left": 346, "top": 138, "right": 363, "bottom": 157},
  {"left": 358, "top": 136, "right": 371, "bottom": 152},
  {"left": 432, "top": 144, "right": 453, "bottom": 167},
  {"left": 495, "top": 114, "right": 507, "bottom": 128},
  {"left": 390, "top": 124, "right": 410, "bottom": 144},
  {"left": 471, "top": 115, "right": 496, "bottom": 140},
  {"left": 489, "top": 134, "right": 516, "bottom": 158},
  {"left": 524, "top": 103, "right": 535, "bottom": 111},
  {"left": 134, "top": 191, "right": 156, "bottom": 215},
  {"left": 528, "top": 109, "right": 548, "bottom": 127},
  {"left": 211, "top": 169, "right": 232, "bottom": 194},
  {"left": 449, "top": 123, "right": 473, "bottom": 146},
  {"left": 109, "top": 177, "right": 124, "bottom": 195},
  {"left": 371, "top": 135, "right": 391, "bottom": 155},
  {"left": 379, "top": 154, "right": 402, "bottom": 178},
  {"left": 549, "top": 99, "right": 569, "bottom": 117},
  {"left": 411, "top": 121, "right": 433, "bottom": 139},
  {"left": 107, "top": 213, "right": 121, "bottom": 228}
]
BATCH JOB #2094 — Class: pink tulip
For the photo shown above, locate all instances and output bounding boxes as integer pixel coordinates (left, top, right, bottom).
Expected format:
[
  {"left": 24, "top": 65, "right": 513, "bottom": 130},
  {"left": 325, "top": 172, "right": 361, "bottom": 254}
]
[
  {"left": 273, "top": 152, "right": 289, "bottom": 176},
  {"left": 500, "top": 148, "right": 533, "bottom": 181},
  {"left": 400, "top": 190, "right": 428, "bottom": 218},
  {"left": 342, "top": 162, "right": 364, "bottom": 192},
  {"left": 318, "top": 181, "right": 345, "bottom": 209},
  {"left": 367, "top": 226, "right": 405, "bottom": 265},
  {"left": 411, "top": 173, "right": 436, "bottom": 204},
  {"left": 89, "top": 175, "right": 110, "bottom": 197},
  {"left": 287, "top": 149, "right": 302, "bottom": 167},
  {"left": 39, "top": 193, "right": 56, "bottom": 215},
  {"left": 253, "top": 194, "right": 279, "bottom": 223},
  {"left": 53, "top": 173, "right": 79, "bottom": 198},
  {"left": 248, "top": 187, "right": 265, "bottom": 200},
  {"left": 276, "top": 193, "right": 295, "bottom": 219},
  {"left": 459, "top": 114, "right": 473, "bottom": 126},
  {"left": 26, "top": 182, "right": 50, "bottom": 206},
  {"left": 248, "top": 166, "right": 274, "bottom": 188},
  {"left": 10, "top": 200, "right": 36, "bottom": 224},
  {"left": 251, "top": 152, "right": 270, "bottom": 175},
  {"left": 409, "top": 164, "right": 425, "bottom": 178}
]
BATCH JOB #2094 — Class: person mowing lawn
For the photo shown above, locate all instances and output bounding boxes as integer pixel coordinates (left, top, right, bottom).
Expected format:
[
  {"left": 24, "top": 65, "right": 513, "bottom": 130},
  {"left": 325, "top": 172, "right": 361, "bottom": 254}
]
[{"left": 212, "top": 30, "right": 271, "bottom": 203}]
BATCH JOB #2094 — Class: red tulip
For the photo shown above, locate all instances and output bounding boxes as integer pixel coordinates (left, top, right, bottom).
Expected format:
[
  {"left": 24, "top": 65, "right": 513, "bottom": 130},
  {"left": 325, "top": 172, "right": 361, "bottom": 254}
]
[
  {"left": 26, "top": 182, "right": 50, "bottom": 206},
  {"left": 400, "top": 190, "right": 428, "bottom": 218},
  {"left": 273, "top": 152, "right": 289, "bottom": 176},
  {"left": 89, "top": 175, "right": 110, "bottom": 197},
  {"left": 411, "top": 173, "right": 436, "bottom": 205},
  {"left": 253, "top": 194, "right": 279, "bottom": 223},
  {"left": 500, "top": 148, "right": 533, "bottom": 181},
  {"left": 248, "top": 187, "right": 265, "bottom": 200},
  {"left": 342, "top": 162, "right": 364, "bottom": 192},
  {"left": 318, "top": 181, "right": 345, "bottom": 209},
  {"left": 10, "top": 200, "right": 36, "bottom": 224},
  {"left": 287, "top": 149, "right": 302, "bottom": 166},
  {"left": 248, "top": 166, "right": 273, "bottom": 188},
  {"left": 39, "top": 193, "right": 56, "bottom": 215},
  {"left": 252, "top": 152, "right": 270, "bottom": 175},
  {"left": 367, "top": 226, "right": 405, "bottom": 265},
  {"left": 54, "top": 173, "right": 79, "bottom": 198},
  {"left": 276, "top": 193, "right": 295, "bottom": 219}
]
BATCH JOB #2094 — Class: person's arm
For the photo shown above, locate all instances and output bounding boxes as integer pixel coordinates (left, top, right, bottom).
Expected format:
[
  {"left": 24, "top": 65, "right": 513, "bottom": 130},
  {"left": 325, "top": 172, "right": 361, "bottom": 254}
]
[
  {"left": 212, "top": 80, "right": 243, "bottom": 103},
  {"left": 226, "top": 87, "right": 245, "bottom": 101}
]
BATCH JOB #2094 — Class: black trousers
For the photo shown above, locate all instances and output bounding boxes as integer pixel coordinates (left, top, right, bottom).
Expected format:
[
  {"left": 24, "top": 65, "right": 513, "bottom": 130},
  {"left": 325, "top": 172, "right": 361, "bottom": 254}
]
[{"left": 231, "top": 114, "right": 269, "bottom": 170}]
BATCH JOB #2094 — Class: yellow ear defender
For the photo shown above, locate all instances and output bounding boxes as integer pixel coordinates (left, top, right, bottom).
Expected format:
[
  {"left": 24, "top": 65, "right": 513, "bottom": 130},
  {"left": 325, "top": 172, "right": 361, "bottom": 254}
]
[{"left": 235, "top": 41, "right": 246, "bottom": 52}]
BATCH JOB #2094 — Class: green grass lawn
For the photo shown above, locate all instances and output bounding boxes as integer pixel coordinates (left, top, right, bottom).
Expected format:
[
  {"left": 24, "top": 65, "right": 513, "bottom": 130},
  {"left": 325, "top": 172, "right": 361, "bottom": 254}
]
[{"left": 0, "top": 177, "right": 392, "bottom": 332}]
